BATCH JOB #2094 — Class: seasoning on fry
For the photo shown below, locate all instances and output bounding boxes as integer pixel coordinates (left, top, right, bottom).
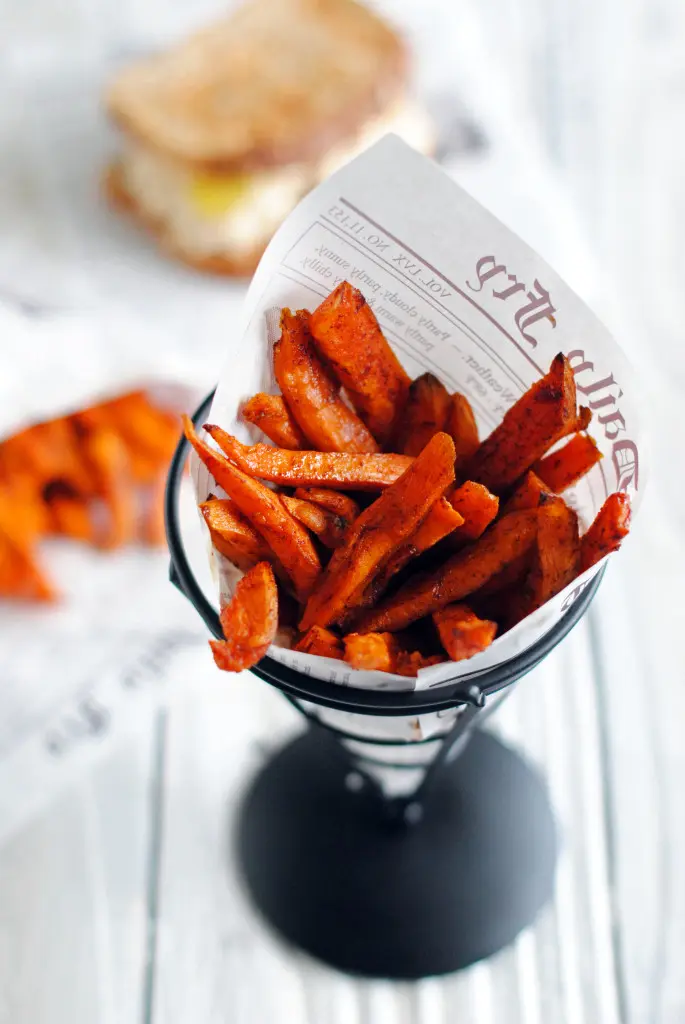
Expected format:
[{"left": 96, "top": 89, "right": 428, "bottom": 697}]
[
  {"left": 309, "top": 281, "right": 411, "bottom": 445},
  {"left": 281, "top": 494, "right": 349, "bottom": 548},
  {"left": 358, "top": 509, "right": 539, "bottom": 633},
  {"left": 433, "top": 604, "right": 497, "bottom": 661},
  {"left": 533, "top": 433, "right": 602, "bottom": 493},
  {"left": 241, "top": 393, "right": 306, "bottom": 450},
  {"left": 448, "top": 481, "right": 499, "bottom": 541},
  {"left": 300, "top": 431, "right": 456, "bottom": 630},
  {"left": 396, "top": 372, "right": 451, "bottom": 456},
  {"left": 203, "top": 425, "right": 412, "bottom": 490},
  {"left": 294, "top": 625, "right": 344, "bottom": 660},
  {"left": 274, "top": 308, "right": 379, "bottom": 453},
  {"left": 210, "top": 561, "right": 278, "bottom": 672},
  {"left": 184, "top": 416, "right": 321, "bottom": 601},
  {"left": 580, "top": 492, "right": 631, "bottom": 572},
  {"left": 200, "top": 498, "right": 272, "bottom": 571},
  {"left": 445, "top": 392, "right": 479, "bottom": 464},
  {"left": 463, "top": 353, "right": 577, "bottom": 493}
]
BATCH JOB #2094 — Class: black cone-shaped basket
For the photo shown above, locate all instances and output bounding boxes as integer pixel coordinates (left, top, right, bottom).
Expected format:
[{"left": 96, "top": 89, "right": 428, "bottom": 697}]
[{"left": 165, "top": 394, "right": 602, "bottom": 979}]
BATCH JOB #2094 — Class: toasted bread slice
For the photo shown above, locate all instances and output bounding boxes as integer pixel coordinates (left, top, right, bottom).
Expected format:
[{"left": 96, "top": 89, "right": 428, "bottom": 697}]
[{"left": 106, "top": 0, "right": 407, "bottom": 173}]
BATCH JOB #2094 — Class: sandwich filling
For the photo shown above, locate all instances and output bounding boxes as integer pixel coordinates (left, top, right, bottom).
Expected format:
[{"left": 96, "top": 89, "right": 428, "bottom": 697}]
[{"left": 116, "top": 102, "right": 434, "bottom": 258}]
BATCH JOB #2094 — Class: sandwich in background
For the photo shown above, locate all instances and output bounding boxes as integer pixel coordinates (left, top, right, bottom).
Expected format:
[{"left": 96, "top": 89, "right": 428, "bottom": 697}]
[{"left": 104, "top": 0, "right": 434, "bottom": 277}]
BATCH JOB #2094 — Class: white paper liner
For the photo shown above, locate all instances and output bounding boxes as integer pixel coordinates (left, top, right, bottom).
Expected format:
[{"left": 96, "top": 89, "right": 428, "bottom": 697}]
[{"left": 194, "top": 135, "right": 645, "bottom": 695}]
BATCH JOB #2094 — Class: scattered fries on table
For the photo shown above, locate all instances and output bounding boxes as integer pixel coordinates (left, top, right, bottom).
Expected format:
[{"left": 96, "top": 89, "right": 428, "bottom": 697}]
[
  {"left": 190, "top": 281, "right": 632, "bottom": 675},
  {"left": 0, "top": 391, "right": 180, "bottom": 602}
]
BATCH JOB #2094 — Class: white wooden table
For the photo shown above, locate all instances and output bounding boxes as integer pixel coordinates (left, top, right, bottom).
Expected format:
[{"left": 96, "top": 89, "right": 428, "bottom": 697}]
[{"left": 1, "top": 2, "right": 684, "bottom": 1021}]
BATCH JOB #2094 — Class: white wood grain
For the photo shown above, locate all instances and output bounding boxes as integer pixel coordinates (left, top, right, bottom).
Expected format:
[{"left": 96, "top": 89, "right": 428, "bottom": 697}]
[{"left": 0, "top": 718, "right": 154, "bottom": 1024}]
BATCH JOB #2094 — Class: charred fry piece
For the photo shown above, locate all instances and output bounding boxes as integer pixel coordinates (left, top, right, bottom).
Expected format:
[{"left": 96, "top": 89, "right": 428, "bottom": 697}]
[
  {"left": 445, "top": 393, "right": 480, "bottom": 464},
  {"left": 462, "top": 353, "right": 577, "bottom": 492},
  {"left": 203, "top": 426, "right": 412, "bottom": 490},
  {"left": 241, "top": 393, "right": 306, "bottom": 450},
  {"left": 396, "top": 373, "right": 451, "bottom": 456},
  {"left": 511, "top": 499, "right": 580, "bottom": 623},
  {"left": 533, "top": 433, "right": 602, "bottom": 493},
  {"left": 344, "top": 632, "right": 400, "bottom": 672},
  {"left": 448, "top": 481, "right": 499, "bottom": 541},
  {"left": 293, "top": 487, "right": 361, "bottom": 523},
  {"left": 183, "top": 416, "right": 321, "bottom": 600},
  {"left": 309, "top": 281, "right": 411, "bottom": 444},
  {"left": 200, "top": 498, "right": 272, "bottom": 571},
  {"left": 209, "top": 561, "right": 278, "bottom": 672},
  {"left": 433, "top": 604, "right": 497, "bottom": 661},
  {"left": 358, "top": 509, "right": 539, "bottom": 633},
  {"left": 281, "top": 495, "right": 348, "bottom": 548},
  {"left": 580, "top": 492, "right": 631, "bottom": 573},
  {"left": 300, "top": 432, "right": 456, "bottom": 630},
  {"left": 504, "top": 471, "right": 553, "bottom": 512},
  {"left": 274, "top": 309, "right": 379, "bottom": 454},
  {"left": 294, "top": 626, "right": 344, "bottom": 660},
  {"left": 82, "top": 427, "right": 136, "bottom": 548}
]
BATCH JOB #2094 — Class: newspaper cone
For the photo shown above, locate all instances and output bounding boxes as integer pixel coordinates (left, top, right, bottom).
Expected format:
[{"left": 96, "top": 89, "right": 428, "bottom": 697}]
[{"left": 192, "top": 136, "right": 644, "bottom": 712}]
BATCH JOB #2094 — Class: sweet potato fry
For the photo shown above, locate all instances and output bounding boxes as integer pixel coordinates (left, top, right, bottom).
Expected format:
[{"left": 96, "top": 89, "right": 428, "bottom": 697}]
[
  {"left": 448, "top": 481, "right": 499, "bottom": 541},
  {"left": 183, "top": 416, "right": 321, "bottom": 600},
  {"left": 462, "top": 353, "right": 577, "bottom": 492},
  {"left": 241, "top": 393, "right": 306, "bottom": 449},
  {"left": 580, "top": 492, "right": 631, "bottom": 573},
  {"left": 209, "top": 561, "right": 278, "bottom": 672},
  {"left": 294, "top": 626, "right": 344, "bottom": 660},
  {"left": 13, "top": 419, "right": 93, "bottom": 496},
  {"left": 293, "top": 487, "right": 360, "bottom": 523},
  {"left": 575, "top": 406, "right": 592, "bottom": 432},
  {"left": 199, "top": 498, "right": 272, "bottom": 571},
  {"left": 396, "top": 373, "right": 451, "bottom": 456},
  {"left": 446, "top": 393, "right": 480, "bottom": 464},
  {"left": 343, "top": 632, "right": 444, "bottom": 675},
  {"left": 473, "top": 549, "right": 533, "bottom": 598},
  {"left": 82, "top": 426, "right": 136, "bottom": 548},
  {"left": 533, "top": 433, "right": 602, "bottom": 493},
  {"left": 504, "top": 471, "right": 553, "bottom": 512},
  {"left": 433, "top": 604, "right": 497, "bottom": 661},
  {"left": 510, "top": 499, "right": 580, "bottom": 622},
  {"left": 203, "top": 426, "right": 413, "bottom": 490},
  {"left": 280, "top": 495, "right": 348, "bottom": 549},
  {"left": 0, "top": 534, "right": 55, "bottom": 602},
  {"left": 300, "top": 432, "right": 456, "bottom": 630},
  {"left": 358, "top": 509, "right": 539, "bottom": 633},
  {"left": 343, "top": 632, "right": 400, "bottom": 672},
  {"left": 84, "top": 391, "right": 179, "bottom": 483},
  {"left": 309, "top": 281, "right": 411, "bottom": 444},
  {"left": 360, "top": 497, "right": 464, "bottom": 606},
  {"left": 274, "top": 309, "right": 379, "bottom": 453},
  {"left": 44, "top": 483, "right": 94, "bottom": 542},
  {"left": 394, "top": 651, "right": 446, "bottom": 676}
]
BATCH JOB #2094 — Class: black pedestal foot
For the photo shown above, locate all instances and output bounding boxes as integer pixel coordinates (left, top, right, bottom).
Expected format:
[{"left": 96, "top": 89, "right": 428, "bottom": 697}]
[{"left": 235, "top": 727, "right": 557, "bottom": 979}]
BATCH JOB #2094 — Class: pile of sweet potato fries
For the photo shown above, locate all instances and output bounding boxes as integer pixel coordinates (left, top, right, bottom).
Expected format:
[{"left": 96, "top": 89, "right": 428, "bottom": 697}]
[
  {"left": 0, "top": 391, "right": 179, "bottom": 602},
  {"left": 187, "top": 281, "right": 631, "bottom": 676}
]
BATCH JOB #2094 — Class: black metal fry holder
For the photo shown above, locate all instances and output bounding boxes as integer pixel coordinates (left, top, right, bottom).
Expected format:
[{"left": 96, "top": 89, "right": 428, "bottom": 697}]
[{"left": 165, "top": 394, "right": 603, "bottom": 979}]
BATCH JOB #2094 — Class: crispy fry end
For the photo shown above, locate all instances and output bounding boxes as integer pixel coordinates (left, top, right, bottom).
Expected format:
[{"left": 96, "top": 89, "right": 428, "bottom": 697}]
[
  {"left": 433, "top": 604, "right": 497, "bottom": 661},
  {"left": 209, "top": 561, "right": 278, "bottom": 672}
]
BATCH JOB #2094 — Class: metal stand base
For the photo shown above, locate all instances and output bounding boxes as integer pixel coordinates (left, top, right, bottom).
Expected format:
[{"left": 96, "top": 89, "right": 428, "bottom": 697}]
[{"left": 236, "top": 727, "right": 557, "bottom": 979}]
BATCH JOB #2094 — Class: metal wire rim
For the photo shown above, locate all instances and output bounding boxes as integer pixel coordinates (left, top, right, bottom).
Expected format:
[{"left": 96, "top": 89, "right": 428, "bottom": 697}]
[{"left": 165, "top": 391, "right": 603, "bottom": 717}]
